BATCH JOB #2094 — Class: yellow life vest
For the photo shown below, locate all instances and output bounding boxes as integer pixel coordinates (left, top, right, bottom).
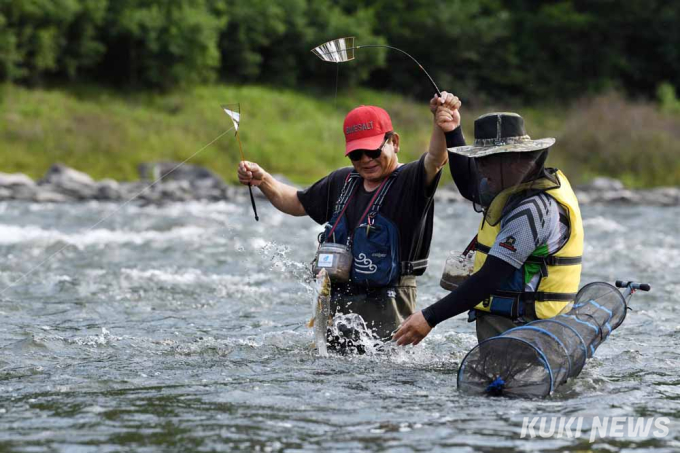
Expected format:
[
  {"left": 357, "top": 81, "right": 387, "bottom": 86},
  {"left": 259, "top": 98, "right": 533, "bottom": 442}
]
[{"left": 472, "top": 170, "right": 584, "bottom": 319}]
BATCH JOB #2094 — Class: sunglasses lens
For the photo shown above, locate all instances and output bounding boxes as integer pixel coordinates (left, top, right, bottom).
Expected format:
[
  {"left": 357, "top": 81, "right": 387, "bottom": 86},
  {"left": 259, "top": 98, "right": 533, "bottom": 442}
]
[
  {"left": 348, "top": 150, "right": 363, "bottom": 161},
  {"left": 348, "top": 140, "right": 386, "bottom": 162},
  {"left": 365, "top": 149, "right": 381, "bottom": 159},
  {"left": 348, "top": 149, "right": 381, "bottom": 161}
]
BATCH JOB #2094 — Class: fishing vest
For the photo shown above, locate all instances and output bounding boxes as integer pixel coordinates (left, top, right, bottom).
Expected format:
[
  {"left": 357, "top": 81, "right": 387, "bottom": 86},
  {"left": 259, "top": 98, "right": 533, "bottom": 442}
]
[
  {"left": 472, "top": 170, "right": 584, "bottom": 319},
  {"left": 322, "top": 167, "right": 427, "bottom": 287}
]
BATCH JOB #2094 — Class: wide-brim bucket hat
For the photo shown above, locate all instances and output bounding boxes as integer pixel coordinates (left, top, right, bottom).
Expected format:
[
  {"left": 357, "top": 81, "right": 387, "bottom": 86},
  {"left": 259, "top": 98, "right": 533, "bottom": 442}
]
[{"left": 448, "top": 112, "right": 555, "bottom": 157}]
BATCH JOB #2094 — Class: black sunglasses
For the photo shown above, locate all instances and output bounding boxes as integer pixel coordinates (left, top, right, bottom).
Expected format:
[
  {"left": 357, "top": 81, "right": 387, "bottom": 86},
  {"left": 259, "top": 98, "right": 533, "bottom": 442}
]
[{"left": 348, "top": 139, "right": 388, "bottom": 162}]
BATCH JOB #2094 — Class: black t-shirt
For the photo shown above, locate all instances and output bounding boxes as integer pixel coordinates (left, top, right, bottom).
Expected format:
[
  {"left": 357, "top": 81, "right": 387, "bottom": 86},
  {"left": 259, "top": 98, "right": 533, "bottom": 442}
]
[{"left": 297, "top": 154, "right": 440, "bottom": 268}]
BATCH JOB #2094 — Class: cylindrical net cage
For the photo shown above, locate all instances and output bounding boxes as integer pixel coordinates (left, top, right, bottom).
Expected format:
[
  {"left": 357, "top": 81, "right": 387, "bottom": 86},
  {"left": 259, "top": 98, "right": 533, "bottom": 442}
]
[{"left": 457, "top": 282, "right": 627, "bottom": 397}]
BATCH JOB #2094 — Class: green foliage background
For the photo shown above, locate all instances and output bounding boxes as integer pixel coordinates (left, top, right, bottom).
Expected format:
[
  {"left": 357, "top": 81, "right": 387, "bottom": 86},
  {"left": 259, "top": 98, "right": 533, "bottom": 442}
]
[
  {"left": 2, "top": 0, "right": 679, "bottom": 101},
  {"left": 2, "top": 84, "right": 678, "bottom": 188},
  {"left": 1, "top": 0, "right": 679, "bottom": 187}
]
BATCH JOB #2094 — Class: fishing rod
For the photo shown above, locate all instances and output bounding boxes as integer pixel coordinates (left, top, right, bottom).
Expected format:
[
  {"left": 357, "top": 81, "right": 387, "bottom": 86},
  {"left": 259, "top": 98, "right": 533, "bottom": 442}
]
[
  {"left": 223, "top": 104, "right": 259, "bottom": 222},
  {"left": 311, "top": 37, "right": 441, "bottom": 97}
]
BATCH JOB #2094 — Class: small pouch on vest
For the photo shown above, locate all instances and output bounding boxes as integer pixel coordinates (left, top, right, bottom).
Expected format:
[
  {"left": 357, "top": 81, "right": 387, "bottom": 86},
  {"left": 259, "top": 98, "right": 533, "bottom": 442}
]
[
  {"left": 488, "top": 293, "right": 524, "bottom": 319},
  {"left": 351, "top": 214, "right": 400, "bottom": 287}
]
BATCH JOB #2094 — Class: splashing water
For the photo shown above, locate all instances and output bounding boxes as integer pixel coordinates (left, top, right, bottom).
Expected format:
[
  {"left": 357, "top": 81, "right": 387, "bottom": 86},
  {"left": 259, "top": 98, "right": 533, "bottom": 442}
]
[
  {"left": 0, "top": 200, "right": 679, "bottom": 451},
  {"left": 326, "top": 313, "right": 384, "bottom": 355}
]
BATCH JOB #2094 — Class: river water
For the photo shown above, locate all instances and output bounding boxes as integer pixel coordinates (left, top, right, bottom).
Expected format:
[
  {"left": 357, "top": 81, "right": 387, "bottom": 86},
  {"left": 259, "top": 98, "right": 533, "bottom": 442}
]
[{"left": 0, "top": 199, "right": 678, "bottom": 452}]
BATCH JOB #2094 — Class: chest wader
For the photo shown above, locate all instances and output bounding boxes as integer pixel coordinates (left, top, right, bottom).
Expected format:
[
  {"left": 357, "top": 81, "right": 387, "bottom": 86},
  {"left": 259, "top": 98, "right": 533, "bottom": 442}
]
[{"left": 311, "top": 168, "right": 431, "bottom": 340}]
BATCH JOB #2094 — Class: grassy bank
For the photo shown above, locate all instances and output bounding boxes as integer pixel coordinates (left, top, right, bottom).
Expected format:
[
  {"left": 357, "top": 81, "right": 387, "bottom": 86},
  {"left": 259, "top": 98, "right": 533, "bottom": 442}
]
[{"left": 1, "top": 84, "right": 679, "bottom": 187}]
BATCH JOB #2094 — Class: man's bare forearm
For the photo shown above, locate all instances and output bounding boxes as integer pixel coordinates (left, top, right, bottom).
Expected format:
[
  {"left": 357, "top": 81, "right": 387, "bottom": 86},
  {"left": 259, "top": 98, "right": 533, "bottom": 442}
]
[
  {"left": 423, "top": 123, "right": 449, "bottom": 187},
  {"left": 257, "top": 173, "right": 307, "bottom": 216}
]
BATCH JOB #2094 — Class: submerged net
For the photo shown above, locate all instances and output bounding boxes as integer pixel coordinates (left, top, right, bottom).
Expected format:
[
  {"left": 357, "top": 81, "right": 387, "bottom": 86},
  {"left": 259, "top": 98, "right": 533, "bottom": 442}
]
[{"left": 457, "top": 282, "right": 628, "bottom": 397}]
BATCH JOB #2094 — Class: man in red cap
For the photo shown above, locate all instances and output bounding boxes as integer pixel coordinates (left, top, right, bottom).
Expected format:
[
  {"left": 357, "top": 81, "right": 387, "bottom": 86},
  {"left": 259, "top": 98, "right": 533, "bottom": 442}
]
[{"left": 238, "top": 93, "right": 461, "bottom": 351}]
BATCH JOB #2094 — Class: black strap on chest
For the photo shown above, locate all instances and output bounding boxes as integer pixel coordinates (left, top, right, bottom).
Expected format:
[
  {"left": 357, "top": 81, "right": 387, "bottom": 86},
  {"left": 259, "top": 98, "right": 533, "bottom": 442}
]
[
  {"left": 332, "top": 171, "right": 361, "bottom": 215},
  {"left": 403, "top": 190, "right": 434, "bottom": 276},
  {"left": 474, "top": 241, "right": 582, "bottom": 278},
  {"left": 325, "top": 172, "right": 360, "bottom": 242},
  {"left": 329, "top": 167, "right": 426, "bottom": 275},
  {"left": 333, "top": 168, "right": 403, "bottom": 224}
]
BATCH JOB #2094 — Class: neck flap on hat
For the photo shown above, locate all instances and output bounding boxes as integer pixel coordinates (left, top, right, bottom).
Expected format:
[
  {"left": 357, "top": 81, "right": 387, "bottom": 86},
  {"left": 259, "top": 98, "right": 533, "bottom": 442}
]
[{"left": 482, "top": 169, "right": 560, "bottom": 226}]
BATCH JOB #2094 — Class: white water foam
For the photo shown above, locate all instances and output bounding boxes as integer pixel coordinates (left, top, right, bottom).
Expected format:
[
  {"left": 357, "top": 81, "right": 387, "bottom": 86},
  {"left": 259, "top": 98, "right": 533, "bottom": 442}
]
[
  {"left": 33, "top": 327, "right": 123, "bottom": 348},
  {"left": 0, "top": 224, "right": 211, "bottom": 247},
  {"left": 121, "top": 268, "right": 270, "bottom": 287}
]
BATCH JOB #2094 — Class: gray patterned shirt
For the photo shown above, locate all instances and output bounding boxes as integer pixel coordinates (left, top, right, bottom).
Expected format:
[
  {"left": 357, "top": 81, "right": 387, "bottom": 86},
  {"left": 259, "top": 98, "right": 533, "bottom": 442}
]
[{"left": 488, "top": 193, "right": 569, "bottom": 291}]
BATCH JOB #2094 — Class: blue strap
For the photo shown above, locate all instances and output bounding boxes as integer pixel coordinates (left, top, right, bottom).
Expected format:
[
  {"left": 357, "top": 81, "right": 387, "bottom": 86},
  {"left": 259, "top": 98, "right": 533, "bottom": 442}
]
[
  {"left": 573, "top": 299, "right": 613, "bottom": 325},
  {"left": 332, "top": 171, "right": 360, "bottom": 215},
  {"left": 368, "top": 166, "right": 404, "bottom": 216},
  {"left": 560, "top": 314, "right": 600, "bottom": 334},
  {"left": 528, "top": 318, "right": 588, "bottom": 364},
  {"left": 559, "top": 314, "right": 601, "bottom": 357},
  {"left": 503, "top": 326, "right": 573, "bottom": 378}
]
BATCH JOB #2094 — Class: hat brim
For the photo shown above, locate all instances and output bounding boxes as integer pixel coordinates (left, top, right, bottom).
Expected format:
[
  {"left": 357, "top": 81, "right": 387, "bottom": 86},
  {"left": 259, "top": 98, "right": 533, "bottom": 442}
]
[
  {"left": 448, "top": 138, "right": 555, "bottom": 158},
  {"left": 345, "top": 134, "right": 386, "bottom": 155}
]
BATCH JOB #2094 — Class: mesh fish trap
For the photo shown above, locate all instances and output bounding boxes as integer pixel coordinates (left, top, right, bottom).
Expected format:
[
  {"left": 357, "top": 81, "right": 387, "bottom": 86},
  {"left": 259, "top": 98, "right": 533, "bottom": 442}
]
[{"left": 457, "top": 282, "right": 629, "bottom": 398}]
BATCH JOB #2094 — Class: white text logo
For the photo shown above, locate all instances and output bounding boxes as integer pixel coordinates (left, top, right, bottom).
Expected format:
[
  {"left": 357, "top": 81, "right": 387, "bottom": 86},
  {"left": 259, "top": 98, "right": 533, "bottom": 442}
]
[{"left": 520, "top": 417, "right": 670, "bottom": 442}]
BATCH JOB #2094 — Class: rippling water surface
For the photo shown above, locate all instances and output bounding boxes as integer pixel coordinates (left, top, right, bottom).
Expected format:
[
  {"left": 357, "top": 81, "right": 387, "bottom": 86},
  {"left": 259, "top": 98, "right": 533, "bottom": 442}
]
[{"left": 0, "top": 199, "right": 679, "bottom": 452}]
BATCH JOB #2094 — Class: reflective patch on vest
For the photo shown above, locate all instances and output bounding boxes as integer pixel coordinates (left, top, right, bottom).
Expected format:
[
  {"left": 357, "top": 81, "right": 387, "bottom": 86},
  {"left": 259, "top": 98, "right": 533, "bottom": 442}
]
[
  {"left": 499, "top": 235, "right": 517, "bottom": 252},
  {"left": 354, "top": 253, "right": 378, "bottom": 274}
]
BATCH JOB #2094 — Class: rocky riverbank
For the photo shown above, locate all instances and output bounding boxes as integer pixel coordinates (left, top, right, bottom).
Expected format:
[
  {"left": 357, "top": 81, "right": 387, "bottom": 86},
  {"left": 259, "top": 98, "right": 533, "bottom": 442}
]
[{"left": 1, "top": 163, "right": 679, "bottom": 206}]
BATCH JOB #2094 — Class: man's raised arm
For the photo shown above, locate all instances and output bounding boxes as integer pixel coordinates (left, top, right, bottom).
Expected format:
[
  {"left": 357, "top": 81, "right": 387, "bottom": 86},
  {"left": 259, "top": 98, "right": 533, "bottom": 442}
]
[{"left": 423, "top": 91, "right": 462, "bottom": 187}]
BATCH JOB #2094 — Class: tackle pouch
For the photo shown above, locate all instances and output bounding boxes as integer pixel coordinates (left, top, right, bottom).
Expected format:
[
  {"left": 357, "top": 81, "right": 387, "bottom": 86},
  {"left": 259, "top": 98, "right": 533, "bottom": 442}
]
[
  {"left": 313, "top": 184, "right": 355, "bottom": 282},
  {"left": 485, "top": 293, "right": 525, "bottom": 319},
  {"left": 313, "top": 242, "right": 352, "bottom": 282},
  {"left": 350, "top": 213, "right": 400, "bottom": 287}
]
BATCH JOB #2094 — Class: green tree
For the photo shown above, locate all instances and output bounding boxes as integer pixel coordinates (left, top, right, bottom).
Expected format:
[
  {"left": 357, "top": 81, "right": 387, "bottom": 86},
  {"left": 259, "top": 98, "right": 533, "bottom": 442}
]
[
  {"left": 0, "top": 0, "right": 107, "bottom": 83},
  {"left": 335, "top": 0, "right": 512, "bottom": 101},
  {"left": 218, "top": 0, "right": 384, "bottom": 87},
  {"left": 60, "top": 0, "right": 108, "bottom": 79},
  {"left": 501, "top": 0, "right": 680, "bottom": 101},
  {"left": 1, "top": 0, "right": 679, "bottom": 100},
  {"left": 102, "top": 0, "right": 224, "bottom": 88},
  {"left": 0, "top": 9, "right": 21, "bottom": 81}
]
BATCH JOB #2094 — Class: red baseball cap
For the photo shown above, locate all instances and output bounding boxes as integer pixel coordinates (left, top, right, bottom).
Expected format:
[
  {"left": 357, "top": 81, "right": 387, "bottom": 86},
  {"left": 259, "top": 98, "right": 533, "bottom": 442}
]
[{"left": 343, "top": 106, "right": 393, "bottom": 155}]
